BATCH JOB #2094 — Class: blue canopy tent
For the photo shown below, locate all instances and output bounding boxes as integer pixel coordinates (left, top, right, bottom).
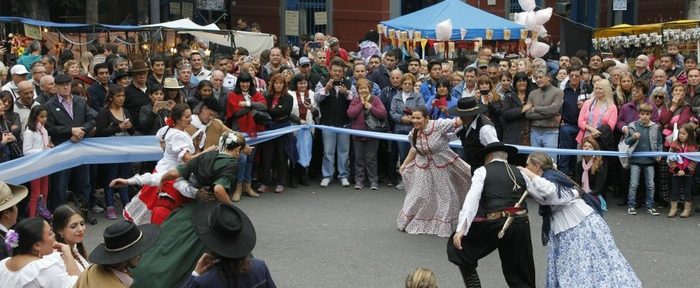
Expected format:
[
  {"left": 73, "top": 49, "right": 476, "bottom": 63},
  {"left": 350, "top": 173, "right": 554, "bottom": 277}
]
[{"left": 380, "top": 0, "right": 524, "bottom": 41}]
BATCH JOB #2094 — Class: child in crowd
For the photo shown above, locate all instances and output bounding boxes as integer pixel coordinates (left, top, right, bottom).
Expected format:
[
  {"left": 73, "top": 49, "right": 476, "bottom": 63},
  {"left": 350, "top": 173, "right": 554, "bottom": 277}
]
[
  {"left": 667, "top": 123, "right": 697, "bottom": 218},
  {"left": 624, "top": 103, "right": 663, "bottom": 216},
  {"left": 667, "top": 43, "right": 685, "bottom": 70},
  {"left": 405, "top": 268, "right": 438, "bottom": 288},
  {"left": 22, "top": 105, "right": 53, "bottom": 217}
]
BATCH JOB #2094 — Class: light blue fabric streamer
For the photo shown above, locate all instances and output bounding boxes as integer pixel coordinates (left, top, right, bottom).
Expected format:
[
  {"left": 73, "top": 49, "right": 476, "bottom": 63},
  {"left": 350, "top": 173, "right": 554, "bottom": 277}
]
[
  {"left": 295, "top": 127, "right": 313, "bottom": 167},
  {"left": 4, "top": 124, "right": 700, "bottom": 185}
]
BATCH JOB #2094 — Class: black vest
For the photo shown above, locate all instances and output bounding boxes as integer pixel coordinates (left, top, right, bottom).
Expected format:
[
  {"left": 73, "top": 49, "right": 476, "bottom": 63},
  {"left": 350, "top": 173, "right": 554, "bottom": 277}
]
[
  {"left": 476, "top": 161, "right": 527, "bottom": 217},
  {"left": 458, "top": 114, "right": 494, "bottom": 168}
]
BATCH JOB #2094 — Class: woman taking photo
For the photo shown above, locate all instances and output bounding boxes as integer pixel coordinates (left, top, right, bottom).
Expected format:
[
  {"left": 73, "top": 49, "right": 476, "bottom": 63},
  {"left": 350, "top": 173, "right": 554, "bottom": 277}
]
[
  {"left": 520, "top": 153, "right": 641, "bottom": 287},
  {"left": 0, "top": 91, "right": 21, "bottom": 162},
  {"left": 0, "top": 217, "right": 80, "bottom": 287},
  {"left": 50, "top": 204, "right": 89, "bottom": 272},
  {"left": 226, "top": 71, "right": 267, "bottom": 200},
  {"left": 139, "top": 84, "right": 173, "bottom": 136},
  {"left": 259, "top": 74, "right": 293, "bottom": 193},
  {"left": 476, "top": 75, "right": 503, "bottom": 137},
  {"left": 289, "top": 73, "right": 318, "bottom": 186},
  {"left": 425, "top": 77, "right": 458, "bottom": 120},
  {"left": 96, "top": 85, "right": 134, "bottom": 220},
  {"left": 347, "top": 78, "right": 387, "bottom": 190},
  {"left": 576, "top": 79, "right": 618, "bottom": 146}
]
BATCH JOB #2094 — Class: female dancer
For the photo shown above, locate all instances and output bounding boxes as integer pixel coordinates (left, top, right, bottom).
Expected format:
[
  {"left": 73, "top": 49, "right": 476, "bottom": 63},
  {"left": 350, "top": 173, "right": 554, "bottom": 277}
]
[
  {"left": 521, "top": 152, "right": 641, "bottom": 288},
  {"left": 113, "top": 103, "right": 214, "bottom": 224},
  {"left": 397, "top": 107, "right": 471, "bottom": 237}
]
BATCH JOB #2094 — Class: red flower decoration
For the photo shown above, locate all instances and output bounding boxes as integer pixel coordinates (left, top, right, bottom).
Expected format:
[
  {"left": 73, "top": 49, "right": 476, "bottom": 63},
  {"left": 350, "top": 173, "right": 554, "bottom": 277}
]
[{"left": 164, "top": 117, "right": 175, "bottom": 127}]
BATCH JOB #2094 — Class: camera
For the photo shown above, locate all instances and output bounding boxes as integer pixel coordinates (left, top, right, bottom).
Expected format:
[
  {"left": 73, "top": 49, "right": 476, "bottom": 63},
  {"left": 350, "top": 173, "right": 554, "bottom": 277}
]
[{"left": 332, "top": 80, "right": 343, "bottom": 86}]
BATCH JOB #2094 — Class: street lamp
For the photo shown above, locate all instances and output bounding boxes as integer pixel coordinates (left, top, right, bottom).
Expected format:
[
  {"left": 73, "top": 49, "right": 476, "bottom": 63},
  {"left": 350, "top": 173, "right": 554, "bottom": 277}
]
[{"left": 170, "top": 46, "right": 177, "bottom": 54}]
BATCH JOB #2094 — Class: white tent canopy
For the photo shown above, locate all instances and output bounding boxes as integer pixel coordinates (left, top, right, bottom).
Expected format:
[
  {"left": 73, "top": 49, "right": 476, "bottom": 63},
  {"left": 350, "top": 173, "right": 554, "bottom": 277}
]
[{"left": 187, "top": 30, "right": 274, "bottom": 57}]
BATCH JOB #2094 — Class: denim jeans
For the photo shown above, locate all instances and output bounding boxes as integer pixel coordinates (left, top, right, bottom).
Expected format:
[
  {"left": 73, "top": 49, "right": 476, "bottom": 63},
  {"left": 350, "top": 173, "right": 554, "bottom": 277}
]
[
  {"left": 628, "top": 164, "right": 655, "bottom": 209},
  {"left": 103, "top": 163, "right": 132, "bottom": 207},
  {"left": 237, "top": 148, "right": 256, "bottom": 183},
  {"left": 557, "top": 124, "right": 579, "bottom": 176},
  {"left": 530, "top": 127, "right": 559, "bottom": 161},
  {"left": 50, "top": 165, "right": 91, "bottom": 210},
  {"left": 321, "top": 130, "right": 350, "bottom": 179}
]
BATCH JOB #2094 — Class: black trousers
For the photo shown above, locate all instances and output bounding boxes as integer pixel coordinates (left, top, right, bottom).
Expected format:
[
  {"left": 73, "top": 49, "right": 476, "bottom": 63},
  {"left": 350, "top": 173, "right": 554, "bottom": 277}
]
[
  {"left": 259, "top": 135, "right": 288, "bottom": 186},
  {"left": 447, "top": 217, "right": 536, "bottom": 288}
]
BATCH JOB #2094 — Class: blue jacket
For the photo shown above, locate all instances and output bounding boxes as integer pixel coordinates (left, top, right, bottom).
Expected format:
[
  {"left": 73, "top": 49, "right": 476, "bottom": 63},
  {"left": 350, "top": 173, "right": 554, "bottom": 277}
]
[
  {"left": 425, "top": 93, "right": 459, "bottom": 119},
  {"left": 183, "top": 258, "right": 276, "bottom": 288},
  {"left": 390, "top": 91, "right": 425, "bottom": 134}
]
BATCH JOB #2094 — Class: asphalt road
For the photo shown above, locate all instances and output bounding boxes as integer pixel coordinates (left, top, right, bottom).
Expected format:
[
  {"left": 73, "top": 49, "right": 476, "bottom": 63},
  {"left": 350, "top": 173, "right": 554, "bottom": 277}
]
[{"left": 84, "top": 183, "right": 700, "bottom": 288}]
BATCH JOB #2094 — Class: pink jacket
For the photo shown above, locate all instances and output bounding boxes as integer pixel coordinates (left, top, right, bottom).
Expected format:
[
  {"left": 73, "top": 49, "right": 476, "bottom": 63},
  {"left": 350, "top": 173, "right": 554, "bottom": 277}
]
[
  {"left": 347, "top": 95, "right": 387, "bottom": 141},
  {"left": 577, "top": 99, "right": 618, "bottom": 144}
]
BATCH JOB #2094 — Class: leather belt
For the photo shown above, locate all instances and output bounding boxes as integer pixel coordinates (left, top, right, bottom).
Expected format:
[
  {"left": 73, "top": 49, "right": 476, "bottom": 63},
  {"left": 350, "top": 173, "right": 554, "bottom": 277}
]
[{"left": 474, "top": 208, "right": 528, "bottom": 222}]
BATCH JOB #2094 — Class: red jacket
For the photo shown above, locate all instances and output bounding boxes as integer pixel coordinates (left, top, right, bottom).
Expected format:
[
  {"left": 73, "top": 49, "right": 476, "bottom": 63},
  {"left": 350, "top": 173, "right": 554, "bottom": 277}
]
[
  {"left": 226, "top": 90, "right": 267, "bottom": 138},
  {"left": 669, "top": 142, "right": 697, "bottom": 175}
]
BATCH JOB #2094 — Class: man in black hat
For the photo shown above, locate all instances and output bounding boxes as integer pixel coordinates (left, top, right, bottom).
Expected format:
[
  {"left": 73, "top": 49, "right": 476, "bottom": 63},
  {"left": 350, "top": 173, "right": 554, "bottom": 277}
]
[
  {"left": 125, "top": 60, "right": 151, "bottom": 133},
  {"left": 45, "top": 73, "right": 97, "bottom": 220},
  {"left": 447, "top": 142, "right": 535, "bottom": 288},
  {"left": 185, "top": 202, "right": 276, "bottom": 287},
  {"left": 449, "top": 97, "right": 499, "bottom": 170},
  {"left": 75, "top": 220, "right": 160, "bottom": 287}
]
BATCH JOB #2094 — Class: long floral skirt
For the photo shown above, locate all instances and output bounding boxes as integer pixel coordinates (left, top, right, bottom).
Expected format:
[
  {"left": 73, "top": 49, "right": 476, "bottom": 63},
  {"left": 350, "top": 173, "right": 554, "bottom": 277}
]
[
  {"left": 397, "top": 159, "right": 471, "bottom": 238},
  {"left": 545, "top": 213, "right": 641, "bottom": 288}
]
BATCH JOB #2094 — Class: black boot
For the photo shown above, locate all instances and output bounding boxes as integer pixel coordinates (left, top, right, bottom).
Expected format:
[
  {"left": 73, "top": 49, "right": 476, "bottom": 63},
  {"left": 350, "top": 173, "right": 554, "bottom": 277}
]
[
  {"left": 81, "top": 206, "right": 98, "bottom": 225},
  {"left": 459, "top": 267, "right": 481, "bottom": 288},
  {"left": 298, "top": 166, "right": 310, "bottom": 186},
  {"left": 287, "top": 168, "right": 298, "bottom": 188}
]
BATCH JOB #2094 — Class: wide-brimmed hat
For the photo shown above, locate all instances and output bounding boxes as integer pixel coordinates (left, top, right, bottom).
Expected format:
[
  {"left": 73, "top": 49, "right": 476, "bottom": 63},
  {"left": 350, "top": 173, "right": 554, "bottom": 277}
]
[
  {"left": 0, "top": 181, "right": 28, "bottom": 212},
  {"left": 474, "top": 142, "right": 518, "bottom": 163},
  {"left": 130, "top": 60, "right": 150, "bottom": 73},
  {"left": 163, "top": 77, "right": 184, "bottom": 89},
  {"left": 192, "top": 202, "right": 256, "bottom": 259},
  {"left": 448, "top": 97, "right": 487, "bottom": 117},
  {"left": 200, "top": 96, "right": 222, "bottom": 114},
  {"left": 112, "top": 69, "right": 131, "bottom": 82},
  {"left": 89, "top": 221, "right": 160, "bottom": 265}
]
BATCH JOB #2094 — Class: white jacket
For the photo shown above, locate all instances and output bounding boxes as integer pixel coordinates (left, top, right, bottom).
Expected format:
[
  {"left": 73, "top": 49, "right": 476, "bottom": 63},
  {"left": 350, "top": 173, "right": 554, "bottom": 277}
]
[{"left": 22, "top": 129, "right": 48, "bottom": 155}]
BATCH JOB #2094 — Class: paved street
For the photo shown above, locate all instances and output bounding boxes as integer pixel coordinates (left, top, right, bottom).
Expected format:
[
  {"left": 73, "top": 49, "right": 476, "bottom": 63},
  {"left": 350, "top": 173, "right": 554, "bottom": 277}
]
[{"left": 85, "top": 184, "right": 700, "bottom": 287}]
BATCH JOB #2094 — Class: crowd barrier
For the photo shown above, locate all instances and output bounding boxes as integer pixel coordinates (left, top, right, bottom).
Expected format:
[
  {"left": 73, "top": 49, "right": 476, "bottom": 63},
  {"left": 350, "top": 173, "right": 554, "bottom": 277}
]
[{"left": 3, "top": 124, "right": 700, "bottom": 185}]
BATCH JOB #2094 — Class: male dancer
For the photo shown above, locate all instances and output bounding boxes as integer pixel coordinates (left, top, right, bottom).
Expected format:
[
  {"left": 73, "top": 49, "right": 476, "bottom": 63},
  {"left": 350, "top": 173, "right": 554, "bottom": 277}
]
[{"left": 447, "top": 142, "right": 535, "bottom": 287}]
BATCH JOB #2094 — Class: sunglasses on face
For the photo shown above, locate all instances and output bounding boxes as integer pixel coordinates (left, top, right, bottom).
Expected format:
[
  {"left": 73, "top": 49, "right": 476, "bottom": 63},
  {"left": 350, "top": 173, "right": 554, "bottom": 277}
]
[{"left": 653, "top": 95, "right": 665, "bottom": 99}]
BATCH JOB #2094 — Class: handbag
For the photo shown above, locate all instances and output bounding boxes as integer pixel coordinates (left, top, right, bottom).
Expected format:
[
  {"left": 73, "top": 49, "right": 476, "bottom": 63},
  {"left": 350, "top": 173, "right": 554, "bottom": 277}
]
[
  {"left": 364, "top": 98, "right": 388, "bottom": 132},
  {"left": 618, "top": 125, "right": 639, "bottom": 169},
  {"left": 251, "top": 110, "right": 271, "bottom": 125}
]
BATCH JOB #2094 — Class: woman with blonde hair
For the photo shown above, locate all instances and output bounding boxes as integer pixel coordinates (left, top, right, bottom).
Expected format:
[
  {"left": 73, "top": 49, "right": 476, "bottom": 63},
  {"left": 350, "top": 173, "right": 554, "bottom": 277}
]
[
  {"left": 63, "top": 59, "right": 81, "bottom": 78},
  {"left": 614, "top": 72, "right": 634, "bottom": 107},
  {"left": 576, "top": 79, "right": 618, "bottom": 145},
  {"left": 476, "top": 75, "right": 503, "bottom": 137},
  {"left": 405, "top": 268, "right": 438, "bottom": 288}
]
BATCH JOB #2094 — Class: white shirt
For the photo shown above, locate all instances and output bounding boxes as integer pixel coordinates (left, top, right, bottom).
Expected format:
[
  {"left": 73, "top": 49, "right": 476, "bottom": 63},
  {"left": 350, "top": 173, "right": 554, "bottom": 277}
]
[
  {"left": 22, "top": 129, "right": 48, "bottom": 155},
  {"left": 193, "top": 68, "right": 211, "bottom": 81},
  {"left": 0, "top": 256, "right": 78, "bottom": 288},
  {"left": 523, "top": 174, "right": 594, "bottom": 235},
  {"left": 1, "top": 81, "right": 19, "bottom": 100},
  {"left": 456, "top": 158, "right": 513, "bottom": 234},
  {"left": 223, "top": 73, "right": 237, "bottom": 89},
  {"left": 155, "top": 126, "right": 195, "bottom": 173},
  {"left": 454, "top": 114, "right": 499, "bottom": 147},
  {"left": 461, "top": 83, "right": 477, "bottom": 98}
]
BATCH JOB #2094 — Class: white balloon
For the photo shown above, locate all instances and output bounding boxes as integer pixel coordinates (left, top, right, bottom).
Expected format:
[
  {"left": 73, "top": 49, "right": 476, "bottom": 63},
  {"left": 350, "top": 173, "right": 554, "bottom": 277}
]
[
  {"left": 518, "top": 0, "right": 536, "bottom": 12},
  {"left": 514, "top": 12, "right": 526, "bottom": 25},
  {"left": 436, "top": 19, "right": 453, "bottom": 41},
  {"left": 529, "top": 41, "right": 549, "bottom": 58},
  {"left": 534, "top": 8, "right": 552, "bottom": 25}
]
